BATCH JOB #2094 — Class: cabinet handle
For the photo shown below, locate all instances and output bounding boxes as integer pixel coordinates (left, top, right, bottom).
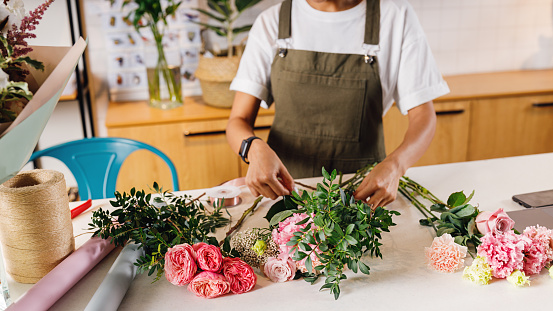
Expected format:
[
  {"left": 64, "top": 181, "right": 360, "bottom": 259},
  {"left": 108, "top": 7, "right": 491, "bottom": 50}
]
[
  {"left": 183, "top": 125, "right": 272, "bottom": 137},
  {"left": 435, "top": 109, "right": 465, "bottom": 116},
  {"left": 532, "top": 102, "right": 553, "bottom": 108}
]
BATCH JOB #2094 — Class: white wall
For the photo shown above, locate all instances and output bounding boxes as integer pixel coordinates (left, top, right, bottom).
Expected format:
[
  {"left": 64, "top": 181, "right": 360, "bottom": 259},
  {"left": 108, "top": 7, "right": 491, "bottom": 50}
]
[
  {"left": 26, "top": 0, "right": 553, "bottom": 138},
  {"left": 411, "top": 0, "right": 553, "bottom": 75}
]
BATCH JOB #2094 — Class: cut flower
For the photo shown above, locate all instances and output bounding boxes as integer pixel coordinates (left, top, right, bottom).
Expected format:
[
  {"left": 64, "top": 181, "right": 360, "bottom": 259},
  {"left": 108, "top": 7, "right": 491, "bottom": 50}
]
[
  {"left": 425, "top": 233, "right": 467, "bottom": 273},
  {"left": 506, "top": 270, "right": 530, "bottom": 287},
  {"left": 462, "top": 256, "right": 493, "bottom": 285}
]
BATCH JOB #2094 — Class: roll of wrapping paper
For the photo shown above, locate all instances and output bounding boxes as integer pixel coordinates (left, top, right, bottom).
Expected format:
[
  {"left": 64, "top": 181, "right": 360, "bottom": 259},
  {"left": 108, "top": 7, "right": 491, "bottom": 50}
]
[
  {"left": 206, "top": 185, "right": 242, "bottom": 207},
  {"left": 6, "top": 237, "right": 115, "bottom": 311},
  {"left": 84, "top": 243, "right": 144, "bottom": 311}
]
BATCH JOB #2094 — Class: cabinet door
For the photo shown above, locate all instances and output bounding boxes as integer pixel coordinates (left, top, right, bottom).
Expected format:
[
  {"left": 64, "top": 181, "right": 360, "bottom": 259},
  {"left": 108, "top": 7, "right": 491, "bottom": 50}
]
[
  {"left": 383, "top": 101, "right": 471, "bottom": 166},
  {"left": 108, "top": 120, "right": 241, "bottom": 192},
  {"left": 468, "top": 94, "right": 553, "bottom": 161}
]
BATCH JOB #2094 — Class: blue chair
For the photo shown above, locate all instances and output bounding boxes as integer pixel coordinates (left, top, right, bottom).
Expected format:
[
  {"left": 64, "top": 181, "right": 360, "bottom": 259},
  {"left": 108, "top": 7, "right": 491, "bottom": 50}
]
[{"left": 29, "top": 137, "right": 180, "bottom": 200}]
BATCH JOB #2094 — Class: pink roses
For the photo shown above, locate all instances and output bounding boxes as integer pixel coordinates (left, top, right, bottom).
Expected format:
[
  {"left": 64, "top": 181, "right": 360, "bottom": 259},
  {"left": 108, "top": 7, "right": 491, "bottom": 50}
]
[
  {"left": 164, "top": 244, "right": 197, "bottom": 285},
  {"left": 263, "top": 256, "right": 296, "bottom": 282},
  {"left": 475, "top": 208, "right": 515, "bottom": 235},
  {"left": 164, "top": 242, "right": 256, "bottom": 298},
  {"left": 222, "top": 257, "right": 257, "bottom": 294},
  {"left": 188, "top": 272, "right": 230, "bottom": 299}
]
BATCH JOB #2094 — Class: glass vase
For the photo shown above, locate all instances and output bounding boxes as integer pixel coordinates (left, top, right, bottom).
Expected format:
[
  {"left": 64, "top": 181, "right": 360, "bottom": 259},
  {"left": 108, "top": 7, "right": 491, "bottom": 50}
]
[{"left": 144, "top": 24, "right": 183, "bottom": 110}]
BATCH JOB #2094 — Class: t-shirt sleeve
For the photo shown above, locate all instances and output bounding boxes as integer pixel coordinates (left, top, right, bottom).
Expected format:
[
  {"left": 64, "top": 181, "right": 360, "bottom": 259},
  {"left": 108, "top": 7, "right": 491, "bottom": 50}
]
[
  {"left": 393, "top": 4, "right": 450, "bottom": 115},
  {"left": 229, "top": 6, "right": 279, "bottom": 107}
]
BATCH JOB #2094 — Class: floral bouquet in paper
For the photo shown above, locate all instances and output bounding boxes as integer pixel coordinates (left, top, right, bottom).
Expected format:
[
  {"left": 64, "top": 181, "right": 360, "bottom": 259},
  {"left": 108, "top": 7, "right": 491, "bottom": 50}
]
[{"left": 0, "top": 0, "right": 54, "bottom": 124}]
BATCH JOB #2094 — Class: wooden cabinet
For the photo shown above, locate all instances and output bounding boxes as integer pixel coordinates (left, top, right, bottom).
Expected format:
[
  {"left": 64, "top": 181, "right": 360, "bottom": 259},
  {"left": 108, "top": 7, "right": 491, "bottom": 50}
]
[
  {"left": 383, "top": 101, "right": 471, "bottom": 166},
  {"left": 106, "top": 70, "right": 553, "bottom": 190},
  {"left": 468, "top": 94, "right": 553, "bottom": 160},
  {"left": 105, "top": 97, "right": 274, "bottom": 192}
]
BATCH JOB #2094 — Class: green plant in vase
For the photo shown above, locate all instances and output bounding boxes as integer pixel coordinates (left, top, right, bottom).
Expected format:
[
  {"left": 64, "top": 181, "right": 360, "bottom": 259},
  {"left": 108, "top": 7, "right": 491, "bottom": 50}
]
[{"left": 115, "top": 0, "right": 183, "bottom": 109}]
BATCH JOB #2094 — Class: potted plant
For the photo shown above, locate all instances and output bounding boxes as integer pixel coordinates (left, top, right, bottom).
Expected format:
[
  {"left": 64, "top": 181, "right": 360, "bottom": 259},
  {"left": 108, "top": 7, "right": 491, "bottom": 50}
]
[{"left": 193, "top": 0, "right": 262, "bottom": 108}]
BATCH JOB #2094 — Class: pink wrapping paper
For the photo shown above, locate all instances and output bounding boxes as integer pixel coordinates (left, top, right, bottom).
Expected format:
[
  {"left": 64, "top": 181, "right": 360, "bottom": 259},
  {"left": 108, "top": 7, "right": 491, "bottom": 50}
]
[{"left": 6, "top": 237, "right": 116, "bottom": 311}]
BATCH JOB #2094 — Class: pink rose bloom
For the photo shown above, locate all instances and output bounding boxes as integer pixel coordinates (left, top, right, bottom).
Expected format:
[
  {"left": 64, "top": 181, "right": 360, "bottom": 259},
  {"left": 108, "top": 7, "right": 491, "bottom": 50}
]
[
  {"left": 522, "top": 225, "right": 553, "bottom": 275},
  {"left": 222, "top": 257, "right": 257, "bottom": 294},
  {"left": 195, "top": 244, "right": 223, "bottom": 272},
  {"left": 187, "top": 271, "right": 230, "bottom": 299},
  {"left": 264, "top": 256, "right": 296, "bottom": 282},
  {"left": 272, "top": 213, "right": 312, "bottom": 256},
  {"left": 477, "top": 231, "right": 527, "bottom": 278},
  {"left": 425, "top": 233, "right": 468, "bottom": 273},
  {"left": 164, "top": 243, "right": 197, "bottom": 285},
  {"left": 475, "top": 208, "right": 515, "bottom": 235},
  {"left": 192, "top": 242, "right": 208, "bottom": 260}
]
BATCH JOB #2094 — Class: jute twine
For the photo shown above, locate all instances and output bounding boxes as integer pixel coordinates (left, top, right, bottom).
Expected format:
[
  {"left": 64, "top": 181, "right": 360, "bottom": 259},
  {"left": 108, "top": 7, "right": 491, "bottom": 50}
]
[
  {"left": 195, "top": 55, "right": 240, "bottom": 108},
  {"left": 0, "top": 169, "right": 75, "bottom": 283}
]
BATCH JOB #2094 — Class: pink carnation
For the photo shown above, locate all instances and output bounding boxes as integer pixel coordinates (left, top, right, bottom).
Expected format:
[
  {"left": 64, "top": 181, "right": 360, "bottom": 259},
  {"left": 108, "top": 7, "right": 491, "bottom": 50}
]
[
  {"left": 221, "top": 257, "right": 257, "bottom": 294},
  {"left": 195, "top": 244, "right": 223, "bottom": 272},
  {"left": 187, "top": 271, "right": 230, "bottom": 299},
  {"left": 272, "top": 213, "right": 312, "bottom": 256},
  {"left": 164, "top": 243, "right": 197, "bottom": 285},
  {"left": 522, "top": 225, "right": 553, "bottom": 275},
  {"left": 425, "top": 234, "right": 468, "bottom": 273},
  {"left": 477, "top": 231, "right": 528, "bottom": 278},
  {"left": 264, "top": 256, "right": 296, "bottom": 282}
]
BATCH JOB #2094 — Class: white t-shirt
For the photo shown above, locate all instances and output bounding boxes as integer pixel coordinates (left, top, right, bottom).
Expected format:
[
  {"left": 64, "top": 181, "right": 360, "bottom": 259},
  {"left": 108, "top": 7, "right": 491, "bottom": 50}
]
[{"left": 230, "top": 0, "right": 449, "bottom": 115}]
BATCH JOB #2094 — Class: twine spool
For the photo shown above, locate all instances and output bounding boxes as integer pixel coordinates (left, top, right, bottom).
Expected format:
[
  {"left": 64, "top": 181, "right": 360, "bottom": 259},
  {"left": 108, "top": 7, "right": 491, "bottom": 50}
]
[{"left": 0, "top": 169, "right": 75, "bottom": 283}]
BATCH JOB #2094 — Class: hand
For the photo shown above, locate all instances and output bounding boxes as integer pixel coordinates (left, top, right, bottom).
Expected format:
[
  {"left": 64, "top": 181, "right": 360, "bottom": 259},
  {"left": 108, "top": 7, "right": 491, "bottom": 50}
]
[
  {"left": 353, "top": 160, "right": 404, "bottom": 209},
  {"left": 245, "top": 140, "right": 295, "bottom": 200}
]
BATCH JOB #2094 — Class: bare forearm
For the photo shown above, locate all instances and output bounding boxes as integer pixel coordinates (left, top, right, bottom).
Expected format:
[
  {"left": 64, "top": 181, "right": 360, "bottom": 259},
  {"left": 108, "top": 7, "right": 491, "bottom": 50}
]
[
  {"left": 226, "top": 92, "right": 261, "bottom": 154},
  {"left": 385, "top": 101, "right": 437, "bottom": 174}
]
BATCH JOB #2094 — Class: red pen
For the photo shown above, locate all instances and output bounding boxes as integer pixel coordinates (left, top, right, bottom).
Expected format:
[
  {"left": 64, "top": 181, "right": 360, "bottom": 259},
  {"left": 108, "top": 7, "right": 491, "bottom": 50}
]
[{"left": 70, "top": 199, "right": 92, "bottom": 219}]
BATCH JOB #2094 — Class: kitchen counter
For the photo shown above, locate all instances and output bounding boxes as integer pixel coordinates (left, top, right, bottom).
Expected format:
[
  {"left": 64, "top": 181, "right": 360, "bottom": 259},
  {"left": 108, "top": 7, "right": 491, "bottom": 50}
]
[{"left": 6, "top": 153, "right": 553, "bottom": 310}]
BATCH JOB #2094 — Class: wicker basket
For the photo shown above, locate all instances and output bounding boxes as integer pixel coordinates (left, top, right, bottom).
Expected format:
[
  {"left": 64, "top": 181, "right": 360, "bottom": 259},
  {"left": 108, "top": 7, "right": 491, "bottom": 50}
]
[{"left": 195, "top": 55, "right": 241, "bottom": 108}]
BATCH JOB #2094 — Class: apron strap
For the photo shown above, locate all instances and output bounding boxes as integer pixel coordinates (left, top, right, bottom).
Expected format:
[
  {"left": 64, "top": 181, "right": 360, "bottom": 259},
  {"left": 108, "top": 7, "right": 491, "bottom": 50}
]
[
  {"left": 364, "top": 0, "right": 380, "bottom": 45},
  {"left": 279, "top": 0, "right": 379, "bottom": 44},
  {"left": 278, "top": 0, "right": 293, "bottom": 39}
]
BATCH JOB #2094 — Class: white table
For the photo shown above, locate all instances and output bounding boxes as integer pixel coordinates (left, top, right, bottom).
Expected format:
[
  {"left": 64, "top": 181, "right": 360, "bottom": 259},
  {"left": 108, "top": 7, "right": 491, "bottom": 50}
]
[{"left": 8, "top": 153, "right": 553, "bottom": 310}]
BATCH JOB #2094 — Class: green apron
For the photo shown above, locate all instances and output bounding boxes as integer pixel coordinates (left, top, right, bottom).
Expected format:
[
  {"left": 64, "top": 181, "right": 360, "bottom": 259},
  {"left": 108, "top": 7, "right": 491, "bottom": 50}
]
[{"left": 267, "top": 0, "right": 386, "bottom": 178}]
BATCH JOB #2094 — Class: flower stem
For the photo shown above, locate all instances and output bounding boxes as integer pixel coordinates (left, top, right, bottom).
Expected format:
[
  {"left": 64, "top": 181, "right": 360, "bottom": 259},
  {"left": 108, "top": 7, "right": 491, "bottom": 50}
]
[{"left": 220, "top": 196, "right": 263, "bottom": 245}]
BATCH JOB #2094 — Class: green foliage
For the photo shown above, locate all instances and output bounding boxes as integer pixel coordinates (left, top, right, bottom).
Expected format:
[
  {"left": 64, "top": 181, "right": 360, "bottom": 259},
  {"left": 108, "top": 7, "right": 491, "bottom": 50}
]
[
  {"left": 0, "top": 36, "right": 43, "bottom": 122},
  {"left": 88, "top": 183, "right": 230, "bottom": 281},
  {"left": 116, "top": 0, "right": 182, "bottom": 31},
  {"left": 193, "top": 0, "right": 262, "bottom": 57},
  {"left": 398, "top": 178, "right": 482, "bottom": 255},
  {"left": 270, "top": 168, "right": 400, "bottom": 300}
]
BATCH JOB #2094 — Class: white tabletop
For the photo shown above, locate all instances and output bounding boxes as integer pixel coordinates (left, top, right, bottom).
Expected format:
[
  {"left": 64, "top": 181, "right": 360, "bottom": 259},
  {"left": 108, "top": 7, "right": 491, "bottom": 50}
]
[{"left": 8, "top": 153, "right": 553, "bottom": 311}]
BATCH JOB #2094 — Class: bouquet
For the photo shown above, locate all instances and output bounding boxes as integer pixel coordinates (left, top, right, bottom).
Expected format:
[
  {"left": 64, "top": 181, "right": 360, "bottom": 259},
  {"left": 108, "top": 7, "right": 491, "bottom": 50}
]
[
  {"left": 0, "top": 0, "right": 53, "bottom": 123},
  {"left": 231, "top": 168, "right": 400, "bottom": 300}
]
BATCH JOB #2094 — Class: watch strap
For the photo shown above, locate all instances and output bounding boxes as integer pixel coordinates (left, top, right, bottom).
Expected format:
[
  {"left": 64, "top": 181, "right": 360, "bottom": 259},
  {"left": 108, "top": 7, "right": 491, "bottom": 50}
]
[{"left": 239, "top": 136, "right": 261, "bottom": 164}]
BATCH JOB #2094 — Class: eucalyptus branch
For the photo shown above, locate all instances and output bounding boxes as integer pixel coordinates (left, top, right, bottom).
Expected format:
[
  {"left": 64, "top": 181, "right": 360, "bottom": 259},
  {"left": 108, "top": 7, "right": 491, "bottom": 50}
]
[{"left": 220, "top": 196, "right": 263, "bottom": 245}]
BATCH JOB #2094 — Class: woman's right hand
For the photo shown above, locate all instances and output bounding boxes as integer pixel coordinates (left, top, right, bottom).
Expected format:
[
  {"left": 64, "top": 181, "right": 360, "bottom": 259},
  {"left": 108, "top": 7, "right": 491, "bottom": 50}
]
[{"left": 245, "top": 139, "right": 295, "bottom": 200}]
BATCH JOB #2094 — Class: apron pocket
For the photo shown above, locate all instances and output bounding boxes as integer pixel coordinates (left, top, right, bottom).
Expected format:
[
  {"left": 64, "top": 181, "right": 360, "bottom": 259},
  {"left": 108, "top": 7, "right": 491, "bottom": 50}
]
[{"left": 272, "top": 70, "right": 367, "bottom": 142}]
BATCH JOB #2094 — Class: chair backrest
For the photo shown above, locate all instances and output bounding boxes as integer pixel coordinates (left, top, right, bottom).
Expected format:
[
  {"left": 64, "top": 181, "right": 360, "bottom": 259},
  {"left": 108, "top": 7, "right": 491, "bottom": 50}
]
[{"left": 29, "top": 137, "right": 180, "bottom": 200}]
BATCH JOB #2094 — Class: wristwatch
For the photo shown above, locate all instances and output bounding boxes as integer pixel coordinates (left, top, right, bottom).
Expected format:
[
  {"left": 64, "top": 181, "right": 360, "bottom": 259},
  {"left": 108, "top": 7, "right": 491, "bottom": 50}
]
[{"left": 239, "top": 136, "right": 261, "bottom": 164}]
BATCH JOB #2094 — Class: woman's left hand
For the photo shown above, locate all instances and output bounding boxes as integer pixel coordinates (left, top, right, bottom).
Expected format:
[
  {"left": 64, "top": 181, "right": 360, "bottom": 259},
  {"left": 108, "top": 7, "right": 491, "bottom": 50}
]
[{"left": 353, "top": 160, "right": 403, "bottom": 209}]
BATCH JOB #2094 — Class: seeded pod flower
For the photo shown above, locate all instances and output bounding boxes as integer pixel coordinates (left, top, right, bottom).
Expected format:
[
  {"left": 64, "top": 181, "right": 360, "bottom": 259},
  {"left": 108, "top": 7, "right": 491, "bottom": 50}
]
[{"left": 231, "top": 228, "right": 279, "bottom": 269}]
